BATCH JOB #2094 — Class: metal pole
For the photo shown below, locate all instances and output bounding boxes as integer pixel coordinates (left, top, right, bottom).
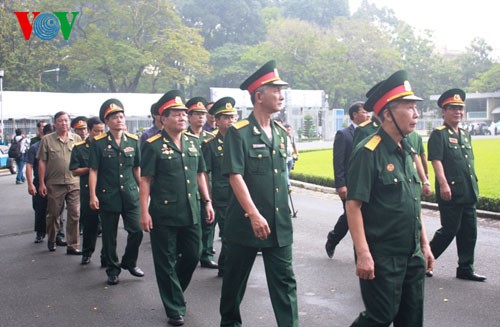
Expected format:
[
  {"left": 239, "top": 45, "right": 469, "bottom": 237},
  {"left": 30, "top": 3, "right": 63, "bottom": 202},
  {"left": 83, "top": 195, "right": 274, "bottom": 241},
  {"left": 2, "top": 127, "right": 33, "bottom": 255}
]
[{"left": 0, "top": 68, "right": 4, "bottom": 144}]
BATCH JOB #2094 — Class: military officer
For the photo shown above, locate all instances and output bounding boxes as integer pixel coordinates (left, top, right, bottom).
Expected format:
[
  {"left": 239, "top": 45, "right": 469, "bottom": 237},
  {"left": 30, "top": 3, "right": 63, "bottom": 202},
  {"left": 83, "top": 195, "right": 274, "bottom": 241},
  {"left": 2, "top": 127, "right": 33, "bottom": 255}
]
[
  {"left": 346, "top": 70, "right": 434, "bottom": 326},
  {"left": 88, "top": 99, "right": 144, "bottom": 286},
  {"left": 202, "top": 97, "right": 239, "bottom": 277},
  {"left": 71, "top": 116, "right": 88, "bottom": 141},
  {"left": 70, "top": 117, "right": 106, "bottom": 266},
  {"left": 220, "top": 60, "right": 298, "bottom": 327},
  {"left": 140, "top": 90, "right": 214, "bottom": 327},
  {"left": 426, "top": 89, "right": 486, "bottom": 281},
  {"left": 185, "top": 96, "right": 218, "bottom": 269}
]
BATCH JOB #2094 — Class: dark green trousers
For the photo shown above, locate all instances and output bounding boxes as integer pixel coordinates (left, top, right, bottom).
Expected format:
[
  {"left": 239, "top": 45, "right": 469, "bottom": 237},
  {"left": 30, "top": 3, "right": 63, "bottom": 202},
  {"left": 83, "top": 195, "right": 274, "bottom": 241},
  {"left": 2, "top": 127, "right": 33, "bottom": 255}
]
[
  {"left": 352, "top": 252, "right": 426, "bottom": 327},
  {"left": 80, "top": 200, "right": 104, "bottom": 261},
  {"left": 215, "top": 206, "right": 227, "bottom": 272},
  {"left": 220, "top": 243, "right": 298, "bottom": 327},
  {"left": 430, "top": 203, "right": 477, "bottom": 272},
  {"left": 150, "top": 223, "right": 201, "bottom": 319},
  {"left": 200, "top": 201, "right": 215, "bottom": 262},
  {"left": 100, "top": 208, "right": 142, "bottom": 277}
]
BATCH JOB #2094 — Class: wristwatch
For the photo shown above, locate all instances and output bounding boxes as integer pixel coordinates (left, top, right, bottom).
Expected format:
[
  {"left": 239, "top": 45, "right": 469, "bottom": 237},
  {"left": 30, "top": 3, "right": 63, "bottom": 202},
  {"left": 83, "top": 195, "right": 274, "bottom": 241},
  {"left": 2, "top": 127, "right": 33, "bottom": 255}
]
[{"left": 423, "top": 181, "right": 431, "bottom": 186}]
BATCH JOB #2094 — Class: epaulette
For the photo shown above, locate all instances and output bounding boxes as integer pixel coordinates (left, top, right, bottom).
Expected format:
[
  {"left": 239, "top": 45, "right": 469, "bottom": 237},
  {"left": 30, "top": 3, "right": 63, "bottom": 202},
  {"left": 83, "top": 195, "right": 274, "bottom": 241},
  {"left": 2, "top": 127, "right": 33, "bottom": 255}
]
[
  {"left": 364, "top": 135, "right": 381, "bottom": 151},
  {"left": 94, "top": 133, "right": 107, "bottom": 141},
  {"left": 359, "top": 120, "right": 371, "bottom": 128},
  {"left": 274, "top": 120, "right": 287, "bottom": 132},
  {"left": 146, "top": 133, "right": 162, "bottom": 143},
  {"left": 233, "top": 120, "right": 250, "bottom": 130},
  {"left": 74, "top": 140, "right": 86, "bottom": 146},
  {"left": 125, "top": 132, "right": 138, "bottom": 140},
  {"left": 183, "top": 131, "right": 198, "bottom": 138},
  {"left": 203, "top": 133, "right": 216, "bottom": 144},
  {"left": 435, "top": 125, "right": 446, "bottom": 131}
]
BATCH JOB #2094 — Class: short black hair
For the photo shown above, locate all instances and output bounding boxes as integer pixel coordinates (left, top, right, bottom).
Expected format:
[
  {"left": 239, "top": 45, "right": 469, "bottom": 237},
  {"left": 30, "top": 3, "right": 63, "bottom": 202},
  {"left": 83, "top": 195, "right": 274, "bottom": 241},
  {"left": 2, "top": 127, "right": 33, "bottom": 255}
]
[
  {"left": 54, "top": 111, "right": 69, "bottom": 121},
  {"left": 87, "top": 117, "right": 104, "bottom": 130},
  {"left": 42, "top": 124, "right": 55, "bottom": 135},
  {"left": 348, "top": 102, "right": 365, "bottom": 120}
]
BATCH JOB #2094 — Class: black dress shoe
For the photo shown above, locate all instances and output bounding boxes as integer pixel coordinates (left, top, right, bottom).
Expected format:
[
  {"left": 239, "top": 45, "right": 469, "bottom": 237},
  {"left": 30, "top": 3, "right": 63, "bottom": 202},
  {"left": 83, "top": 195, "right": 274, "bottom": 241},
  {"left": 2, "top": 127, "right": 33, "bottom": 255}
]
[
  {"left": 81, "top": 256, "right": 91, "bottom": 265},
  {"left": 167, "top": 315, "right": 184, "bottom": 326},
  {"left": 121, "top": 265, "right": 145, "bottom": 277},
  {"left": 217, "top": 270, "right": 224, "bottom": 278},
  {"left": 34, "top": 235, "right": 44, "bottom": 243},
  {"left": 325, "top": 240, "right": 336, "bottom": 259},
  {"left": 67, "top": 248, "right": 82, "bottom": 255},
  {"left": 211, "top": 249, "right": 216, "bottom": 255},
  {"left": 200, "top": 260, "right": 218, "bottom": 269},
  {"left": 107, "top": 275, "right": 119, "bottom": 285},
  {"left": 456, "top": 270, "right": 486, "bottom": 282},
  {"left": 48, "top": 242, "right": 56, "bottom": 252},
  {"left": 425, "top": 270, "right": 433, "bottom": 277},
  {"left": 56, "top": 238, "right": 67, "bottom": 246}
]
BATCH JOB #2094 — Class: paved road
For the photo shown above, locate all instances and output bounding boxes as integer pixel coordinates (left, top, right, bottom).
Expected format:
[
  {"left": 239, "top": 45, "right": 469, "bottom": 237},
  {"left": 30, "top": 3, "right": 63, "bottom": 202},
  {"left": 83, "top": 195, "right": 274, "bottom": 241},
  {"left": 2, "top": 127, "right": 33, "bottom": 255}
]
[{"left": 1, "top": 173, "right": 499, "bottom": 327}]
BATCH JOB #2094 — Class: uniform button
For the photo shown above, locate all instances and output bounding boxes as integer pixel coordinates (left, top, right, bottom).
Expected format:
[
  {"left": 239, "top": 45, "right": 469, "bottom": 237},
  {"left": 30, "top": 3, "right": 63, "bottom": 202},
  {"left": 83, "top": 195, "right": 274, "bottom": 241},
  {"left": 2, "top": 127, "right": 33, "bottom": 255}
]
[
  {"left": 274, "top": 169, "right": 278, "bottom": 174},
  {"left": 119, "top": 152, "right": 122, "bottom": 156},
  {"left": 451, "top": 181, "right": 455, "bottom": 185},
  {"left": 85, "top": 184, "right": 88, "bottom": 188},
  {"left": 185, "top": 166, "right": 188, "bottom": 171},
  {"left": 408, "top": 179, "right": 412, "bottom": 182},
  {"left": 276, "top": 188, "right": 279, "bottom": 192},
  {"left": 182, "top": 153, "right": 185, "bottom": 157},
  {"left": 465, "top": 154, "right": 468, "bottom": 158},
  {"left": 120, "top": 163, "right": 123, "bottom": 167},
  {"left": 188, "top": 193, "right": 191, "bottom": 197},
  {"left": 187, "top": 179, "right": 190, "bottom": 184},
  {"left": 272, "top": 150, "right": 276, "bottom": 154},
  {"left": 258, "top": 154, "right": 262, "bottom": 158},
  {"left": 164, "top": 200, "right": 168, "bottom": 204},
  {"left": 221, "top": 153, "right": 224, "bottom": 156},
  {"left": 276, "top": 208, "right": 279, "bottom": 212},
  {"left": 414, "top": 197, "right": 418, "bottom": 201},
  {"left": 468, "top": 164, "right": 471, "bottom": 168},
  {"left": 120, "top": 185, "right": 124, "bottom": 189},
  {"left": 393, "top": 178, "right": 398, "bottom": 183},
  {"left": 102, "top": 189, "right": 106, "bottom": 193},
  {"left": 461, "top": 145, "right": 465, "bottom": 148},
  {"left": 120, "top": 174, "right": 123, "bottom": 178}
]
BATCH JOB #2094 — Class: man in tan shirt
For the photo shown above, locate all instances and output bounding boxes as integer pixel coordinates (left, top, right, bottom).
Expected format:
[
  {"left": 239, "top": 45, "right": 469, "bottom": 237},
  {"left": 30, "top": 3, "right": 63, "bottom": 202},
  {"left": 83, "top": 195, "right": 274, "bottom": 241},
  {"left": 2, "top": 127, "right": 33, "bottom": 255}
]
[{"left": 38, "top": 111, "right": 82, "bottom": 254}]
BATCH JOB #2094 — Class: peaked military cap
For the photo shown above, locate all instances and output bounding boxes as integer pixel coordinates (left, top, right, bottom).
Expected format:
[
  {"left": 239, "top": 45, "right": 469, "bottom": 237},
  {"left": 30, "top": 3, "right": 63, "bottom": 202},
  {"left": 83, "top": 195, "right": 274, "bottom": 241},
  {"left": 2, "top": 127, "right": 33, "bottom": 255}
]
[
  {"left": 71, "top": 116, "right": 88, "bottom": 129},
  {"left": 186, "top": 97, "right": 208, "bottom": 113},
  {"left": 100, "top": 99, "right": 124, "bottom": 122},
  {"left": 240, "top": 60, "right": 288, "bottom": 94},
  {"left": 210, "top": 97, "right": 237, "bottom": 116},
  {"left": 156, "top": 90, "right": 187, "bottom": 116},
  {"left": 438, "top": 88, "right": 466, "bottom": 108},
  {"left": 365, "top": 70, "right": 422, "bottom": 115}
]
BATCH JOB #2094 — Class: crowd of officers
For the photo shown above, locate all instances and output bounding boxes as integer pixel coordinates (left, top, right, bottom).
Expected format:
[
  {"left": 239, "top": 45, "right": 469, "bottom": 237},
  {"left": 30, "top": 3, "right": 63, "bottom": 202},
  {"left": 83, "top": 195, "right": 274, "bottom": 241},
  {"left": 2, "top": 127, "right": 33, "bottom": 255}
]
[{"left": 23, "top": 61, "right": 486, "bottom": 327}]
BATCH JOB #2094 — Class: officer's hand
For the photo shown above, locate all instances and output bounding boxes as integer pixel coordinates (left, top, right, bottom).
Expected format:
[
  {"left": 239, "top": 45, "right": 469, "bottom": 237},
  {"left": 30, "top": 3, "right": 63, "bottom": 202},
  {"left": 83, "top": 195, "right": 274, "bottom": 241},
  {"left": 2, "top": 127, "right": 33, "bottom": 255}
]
[
  {"left": 38, "top": 184, "right": 47, "bottom": 197},
  {"left": 28, "top": 183, "right": 37, "bottom": 196},
  {"left": 89, "top": 196, "right": 99, "bottom": 211},
  {"left": 439, "top": 183, "right": 452, "bottom": 201},
  {"left": 422, "top": 184, "right": 432, "bottom": 197},
  {"left": 249, "top": 213, "right": 271, "bottom": 240},
  {"left": 205, "top": 202, "right": 215, "bottom": 224},
  {"left": 421, "top": 243, "right": 435, "bottom": 273},
  {"left": 337, "top": 186, "right": 347, "bottom": 200},
  {"left": 356, "top": 252, "right": 375, "bottom": 280},
  {"left": 141, "top": 212, "right": 153, "bottom": 232}
]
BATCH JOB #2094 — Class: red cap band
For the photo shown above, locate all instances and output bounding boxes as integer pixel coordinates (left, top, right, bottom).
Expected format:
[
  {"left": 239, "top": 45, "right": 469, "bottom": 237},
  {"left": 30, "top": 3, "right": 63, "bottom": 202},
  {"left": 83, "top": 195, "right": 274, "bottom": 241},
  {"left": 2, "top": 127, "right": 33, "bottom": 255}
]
[
  {"left": 247, "top": 71, "right": 279, "bottom": 93},
  {"left": 441, "top": 95, "right": 464, "bottom": 107},
  {"left": 373, "top": 85, "right": 413, "bottom": 115}
]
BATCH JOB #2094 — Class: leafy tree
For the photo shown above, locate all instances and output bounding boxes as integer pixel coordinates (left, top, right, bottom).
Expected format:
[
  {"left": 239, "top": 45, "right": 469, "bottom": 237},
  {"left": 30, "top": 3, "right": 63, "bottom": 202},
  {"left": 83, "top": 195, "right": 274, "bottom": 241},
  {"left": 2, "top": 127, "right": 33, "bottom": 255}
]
[
  {"left": 303, "top": 114, "right": 316, "bottom": 138},
  {"left": 468, "top": 63, "right": 500, "bottom": 92},
  {"left": 281, "top": 0, "right": 349, "bottom": 27}
]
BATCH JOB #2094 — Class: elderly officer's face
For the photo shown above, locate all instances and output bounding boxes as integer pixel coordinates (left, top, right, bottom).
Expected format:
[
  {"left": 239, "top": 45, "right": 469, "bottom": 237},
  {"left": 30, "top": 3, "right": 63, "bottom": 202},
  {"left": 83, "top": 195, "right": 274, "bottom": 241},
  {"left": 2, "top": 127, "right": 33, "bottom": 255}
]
[
  {"left": 442, "top": 105, "right": 464, "bottom": 126},
  {"left": 162, "top": 109, "right": 188, "bottom": 134},
  {"left": 390, "top": 100, "right": 419, "bottom": 135},
  {"left": 257, "top": 85, "right": 284, "bottom": 114},
  {"left": 106, "top": 112, "right": 126, "bottom": 131},
  {"left": 54, "top": 114, "right": 70, "bottom": 134}
]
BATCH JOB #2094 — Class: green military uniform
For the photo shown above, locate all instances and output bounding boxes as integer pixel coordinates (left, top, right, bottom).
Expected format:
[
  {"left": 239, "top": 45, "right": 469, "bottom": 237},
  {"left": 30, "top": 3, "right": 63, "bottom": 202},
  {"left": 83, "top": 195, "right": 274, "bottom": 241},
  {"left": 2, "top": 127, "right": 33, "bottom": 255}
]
[
  {"left": 141, "top": 129, "right": 206, "bottom": 319},
  {"left": 348, "top": 129, "right": 425, "bottom": 326},
  {"left": 69, "top": 139, "right": 105, "bottom": 262},
  {"left": 348, "top": 70, "right": 427, "bottom": 326},
  {"left": 427, "top": 123, "right": 479, "bottom": 273},
  {"left": 407, "top": 131, "right": 424, "bottom": 156},
  {"left": 220, "top": 113, "right": 297, "bottom": 327},
  {"left": 352, "top": 116, "right": 380, "bottom": 147},
  {"left": 88, "top": 131, "right": 143, "bottom": 278},
  {"left": 188, "top": 126, "right": 216, "bottom": 263}
]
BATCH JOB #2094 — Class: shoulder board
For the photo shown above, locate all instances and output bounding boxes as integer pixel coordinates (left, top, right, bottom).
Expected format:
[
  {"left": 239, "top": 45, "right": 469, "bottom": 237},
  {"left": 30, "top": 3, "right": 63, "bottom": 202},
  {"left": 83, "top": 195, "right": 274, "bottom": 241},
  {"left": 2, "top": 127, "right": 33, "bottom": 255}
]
[
  {"left": 435, "top": 125, "right": 446, "bottom": 131},
  {"left": 233, "top": 120, "right": 250, "bottom": 130},
  {"left": 146, "top": 133, "right": 162, "bottom": 143},
  {"left": 94, "top": 133, "right": 107, "bottom": 141},
  {"left": 359, "top": 120, "right": 371, "bottom": 128},
  {"left": 212, "top": 129, "right": 219, "bottom": 135},
  {"left": 183, "top": 131, "right": 198, "bottom": 138},
  {"left": 203, "top": 134, "right": 216, "bottom": 144},
  {"left": 364, "top": 135, "right": 382, "bottom": 151},
  {"left": 125, "top": 132, "right": 138, "bottom": 140},
  {"left": 74, "top": 140, "right": 86, "bottom": 146},
  {"left": 274, "top": 120, "right": 287, "bottom": 132}
]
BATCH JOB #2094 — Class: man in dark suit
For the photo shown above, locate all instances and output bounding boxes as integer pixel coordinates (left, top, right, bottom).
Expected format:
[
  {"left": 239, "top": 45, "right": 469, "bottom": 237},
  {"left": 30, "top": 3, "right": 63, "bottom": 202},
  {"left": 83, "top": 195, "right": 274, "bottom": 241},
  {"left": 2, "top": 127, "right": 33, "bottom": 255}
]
[{"left": 325, "top": 102, "right": 370, "bottom": 258}]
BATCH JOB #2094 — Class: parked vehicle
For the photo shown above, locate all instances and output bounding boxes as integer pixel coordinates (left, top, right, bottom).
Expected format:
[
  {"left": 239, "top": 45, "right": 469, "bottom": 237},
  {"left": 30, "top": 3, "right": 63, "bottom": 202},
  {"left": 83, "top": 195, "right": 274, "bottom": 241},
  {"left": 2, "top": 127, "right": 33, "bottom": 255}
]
[
  {"left": 0, "top": 145, "right": 17, "bottom": 174},
  {"left": 488, "top": 121, "right": 500, "bottom": 135},
  {"left": 471, "top": 122, "right": 491, "bottom": 135}
]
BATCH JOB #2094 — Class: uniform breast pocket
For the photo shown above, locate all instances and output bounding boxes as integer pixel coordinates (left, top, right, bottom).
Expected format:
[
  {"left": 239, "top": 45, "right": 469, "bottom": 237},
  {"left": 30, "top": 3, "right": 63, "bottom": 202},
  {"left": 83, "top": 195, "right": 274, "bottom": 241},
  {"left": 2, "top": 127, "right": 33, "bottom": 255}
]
[
  {"left": 187, "top": 151, "right": 199, "bottom": 170},
  {"left": 448, "top": 176, "right": 464, "bottom": 197},
  {"left": 378, "top": 172, "right": 403, "bottom": 204},
  {"left": 248, "top": 149, "right": 270, "bottom": 175},
  {"left": 160, "top": 154, "right": 182, "bottom": 170},
  {"left": 124, "top": 151, "right": 135, "bottom": 166},
  {"left": 447, "top": 143, "right": 463, "bottom": 160}
]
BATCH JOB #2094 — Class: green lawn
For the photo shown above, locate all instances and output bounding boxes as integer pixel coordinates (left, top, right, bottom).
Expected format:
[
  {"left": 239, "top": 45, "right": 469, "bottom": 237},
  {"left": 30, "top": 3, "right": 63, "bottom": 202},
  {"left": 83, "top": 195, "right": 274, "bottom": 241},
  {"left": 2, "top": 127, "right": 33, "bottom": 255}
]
[{"left": 293, "top": 138, "right": 500, "bottom": 199}]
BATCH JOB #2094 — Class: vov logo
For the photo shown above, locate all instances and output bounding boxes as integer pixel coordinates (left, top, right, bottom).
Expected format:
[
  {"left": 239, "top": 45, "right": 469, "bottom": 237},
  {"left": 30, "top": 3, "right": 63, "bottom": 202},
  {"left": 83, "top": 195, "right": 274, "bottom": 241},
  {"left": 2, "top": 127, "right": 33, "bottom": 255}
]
[{"left": 14, "top": 12, "right": 79, "bottom": 41}]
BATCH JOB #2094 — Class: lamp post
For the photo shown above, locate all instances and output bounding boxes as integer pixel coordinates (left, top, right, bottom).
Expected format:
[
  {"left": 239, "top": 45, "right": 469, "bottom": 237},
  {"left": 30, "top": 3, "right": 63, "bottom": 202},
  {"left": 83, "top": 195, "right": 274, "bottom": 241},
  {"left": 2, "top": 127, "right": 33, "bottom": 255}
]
[
  {"left": 0, "top": 68, "right": 4, "bottom": 144},
  {"left": 39, "top": 67, "right": 60, "bottom": 92}
]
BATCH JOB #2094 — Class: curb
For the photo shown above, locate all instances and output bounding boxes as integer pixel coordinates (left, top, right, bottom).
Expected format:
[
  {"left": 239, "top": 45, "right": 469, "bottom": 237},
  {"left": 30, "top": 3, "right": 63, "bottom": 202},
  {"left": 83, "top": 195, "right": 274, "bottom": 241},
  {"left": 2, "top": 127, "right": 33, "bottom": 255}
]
[{"left": 290, "top": 180, "right": 500, "bottom": 220}]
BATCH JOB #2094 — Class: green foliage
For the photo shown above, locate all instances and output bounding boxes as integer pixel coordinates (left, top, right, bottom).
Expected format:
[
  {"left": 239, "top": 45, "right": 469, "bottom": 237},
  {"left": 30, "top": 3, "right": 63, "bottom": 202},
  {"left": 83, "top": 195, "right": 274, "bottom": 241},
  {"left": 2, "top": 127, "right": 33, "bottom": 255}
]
[
  {"left": 303, "top": 114, "right": 316, "bottom": 138},
  {"left": 281, "top": 0, "right": 349, "bottom": 27}
]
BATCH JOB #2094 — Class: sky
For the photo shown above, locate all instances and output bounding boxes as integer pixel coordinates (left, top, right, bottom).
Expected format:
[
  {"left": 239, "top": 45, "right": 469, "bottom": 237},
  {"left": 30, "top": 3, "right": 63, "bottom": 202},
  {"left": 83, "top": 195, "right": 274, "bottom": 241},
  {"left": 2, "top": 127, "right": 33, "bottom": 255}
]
[{"left": 349, "top": 0, "right": 499, "bottom": 58}]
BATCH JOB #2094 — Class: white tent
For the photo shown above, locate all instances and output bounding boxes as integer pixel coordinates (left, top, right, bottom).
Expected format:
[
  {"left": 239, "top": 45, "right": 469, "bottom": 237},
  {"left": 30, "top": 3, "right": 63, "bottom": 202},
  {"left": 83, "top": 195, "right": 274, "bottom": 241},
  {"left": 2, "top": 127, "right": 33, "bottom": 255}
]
[{"left": 2, "top": 91, "right": 163, "bottom": 119}]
